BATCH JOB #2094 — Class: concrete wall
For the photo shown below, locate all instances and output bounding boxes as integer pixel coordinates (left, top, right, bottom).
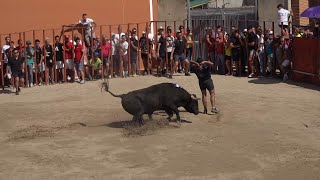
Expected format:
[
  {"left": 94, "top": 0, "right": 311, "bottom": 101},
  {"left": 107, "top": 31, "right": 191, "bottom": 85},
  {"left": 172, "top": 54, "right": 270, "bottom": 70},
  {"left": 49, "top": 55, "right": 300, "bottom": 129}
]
[{"left": 158, "top": 0, "right": 187, "bottom": 30}]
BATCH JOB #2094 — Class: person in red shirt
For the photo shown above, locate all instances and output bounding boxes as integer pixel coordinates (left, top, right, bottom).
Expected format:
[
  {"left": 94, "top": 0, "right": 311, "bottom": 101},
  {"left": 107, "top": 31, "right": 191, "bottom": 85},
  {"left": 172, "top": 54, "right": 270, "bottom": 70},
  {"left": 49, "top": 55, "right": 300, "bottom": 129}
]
[
  {"left": 100, "top": 36, "right": 111, "bottom": 78},
  {"left": 215, "top": 32, "right": 226, "bottom": 75},
  {"left": 64, "top": 35, "right": 74, "bottom": 82},
  {"left": 205, "top": 28, "right": 216, "bottom": 63},
  {"left": 74, "top": 38, "right": 85, "bottom": 84}
]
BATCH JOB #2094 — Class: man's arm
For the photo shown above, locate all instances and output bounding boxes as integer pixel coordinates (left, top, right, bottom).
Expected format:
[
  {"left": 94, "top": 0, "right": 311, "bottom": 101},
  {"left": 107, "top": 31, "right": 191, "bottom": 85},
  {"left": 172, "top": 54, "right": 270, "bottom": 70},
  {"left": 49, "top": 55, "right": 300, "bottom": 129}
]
[
  {"left": 131, "top": 41, "right": 138, "bottom": 51},
  {"left": 189, "top": 60, "right": 200, "bottom": 67},
  {"left": 201, "top": 60, "right": 214, "bottom": 67}
]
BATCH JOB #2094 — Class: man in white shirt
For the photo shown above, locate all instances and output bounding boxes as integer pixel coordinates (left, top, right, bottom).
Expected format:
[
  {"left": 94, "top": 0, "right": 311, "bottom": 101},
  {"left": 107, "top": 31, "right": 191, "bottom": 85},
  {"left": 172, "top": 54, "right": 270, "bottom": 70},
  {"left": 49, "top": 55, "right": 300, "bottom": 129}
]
[
  {"left": 277, "top": 4, "right": 292, "bottom": 29},
  {"left": 78, "top": 13, "right": 97, "bottom": 47},
  {"left": 120, "top": 35, "right": 129, "bottom": 77},
  {"left": 2, "top": 36, "right": 12, "bottom": 87}
]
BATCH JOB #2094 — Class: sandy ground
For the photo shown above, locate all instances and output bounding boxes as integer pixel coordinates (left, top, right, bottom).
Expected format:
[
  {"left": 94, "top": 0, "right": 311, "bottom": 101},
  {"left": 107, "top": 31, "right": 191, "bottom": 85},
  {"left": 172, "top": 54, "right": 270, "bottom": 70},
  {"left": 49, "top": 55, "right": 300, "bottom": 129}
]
[{"left": 0, "top": 74, "right": 320, "bottom": 180}]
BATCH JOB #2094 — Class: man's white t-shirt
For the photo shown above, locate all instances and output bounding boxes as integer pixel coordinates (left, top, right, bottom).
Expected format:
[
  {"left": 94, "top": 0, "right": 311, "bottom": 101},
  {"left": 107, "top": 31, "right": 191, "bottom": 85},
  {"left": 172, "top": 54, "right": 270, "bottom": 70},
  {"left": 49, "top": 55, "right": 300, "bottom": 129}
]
[
  {"left": 79, "top": 18, "right": 94, "bottom": 34},
  {"left": 278, "top": 8, "right": 290, "bottom": 25},
  {"left": 112, "top": 34, "right": 119, "bottom": 56},
  {"left": 120, "top": 41, "right": 128, "bottom": 55},
  {"left": 257, "top": 34, "right": 264, "bottom": 51},
  {"left": 2, "top": 45, "right": 10, "bottom": 63}
]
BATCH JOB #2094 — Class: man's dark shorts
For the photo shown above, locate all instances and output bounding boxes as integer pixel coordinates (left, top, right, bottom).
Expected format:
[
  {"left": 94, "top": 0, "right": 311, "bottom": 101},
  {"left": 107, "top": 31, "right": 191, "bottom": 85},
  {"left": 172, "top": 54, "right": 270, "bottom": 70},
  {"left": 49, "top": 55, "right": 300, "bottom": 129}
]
[
  {"left": 103, "top": 57, "right": 109, "bottom": 65},
  {"left": 158, "top": 52, "right": 166, "bottom": 61},
  {"left": 199, "top": 79, "right": 214, "bottom": 91},
  {"left": 46, "top": 60, "right": 53, "bottom": 68},
  {"left": 141, "top": 54, "right": 148, "bottom": 62},
  {"left": 232, "top": 49, "right": 240, "bottom": 62},
  {"left": 173, "top": 53, "right": 186, "bottom": 62},
  {"left": 130, "top": 52, "right": 138, "bottom": 64},
  {"left": 12, "top": 71, "right": 24, "bottom": 79},
  {"left": 74, "top": 61, "right": 84, "bottom": 71}
]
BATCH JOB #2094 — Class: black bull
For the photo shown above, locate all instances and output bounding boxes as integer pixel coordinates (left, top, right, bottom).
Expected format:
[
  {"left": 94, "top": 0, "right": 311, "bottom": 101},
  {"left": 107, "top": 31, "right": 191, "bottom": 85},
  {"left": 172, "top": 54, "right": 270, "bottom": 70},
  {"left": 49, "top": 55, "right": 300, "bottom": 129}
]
[{"left": 102, "top": 82, "right": 200, "bottom": 125}]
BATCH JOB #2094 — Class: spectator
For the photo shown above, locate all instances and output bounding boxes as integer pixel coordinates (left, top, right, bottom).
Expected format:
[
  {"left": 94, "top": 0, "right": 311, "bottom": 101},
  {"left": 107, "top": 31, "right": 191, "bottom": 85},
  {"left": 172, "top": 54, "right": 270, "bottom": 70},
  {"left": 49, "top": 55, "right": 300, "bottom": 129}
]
[
  {"left": 293, "top": 26, "right": 303, "bottom": 38},
  {"left": 54, "top": 35, "right": 64, "bottom": 83},
  {"left": 2, "top": 37, "right": 11, "bottom": 87},
  {"left": 157, "top": 30, "right": 166, "bottom": 76},
  {"left": 186, "top": 28, "right": 193, "bottom": 61},
  {"left": 169, "top": 31, "right": 191, "bottom": 78},
  {"left": 64, "top": 35, "right": 74, "bottom": 82},
  {"left": 111, "top": 33, "right": 120, "bottom": 78},
  {"left": 86, "top": 52, "right": 102, "bottom": 79},
  {"left": 205, "top": 27, "right": 215, "bottom": 63},
  {"left": 265, "top": 31, "right": 274, "bottom": 77},
  {"left": 215, "top": 32, "right": 226, "bottom": 75},
  {"left": 229, "top": 30, "right": 241, "bottom": 76},
  {"left": 139, "top": 31, "right": 151, "bottom": 75},
  {"left": 6, "top": 48, "right": 24, "bottom": 95},
  {"left": 78, "top": 13, "right": 97, "bottom": 47},
  {"left": 35, "top": 39, "right": 45, "bottom": 85},
  {"left": 24, "top": 40, "right": 34, "bottom": 87},
  {"left": 225, "top": 34, "right": 232, "bottom": 76},
  {"left": 100, "top": 35, "right": 111, "bottom": 78},
  {"left": 16, "top": 39, "right": 24, "bottom": 57},
  {"left": 247, "top": 26, "right": 258, "bottom": 78},
  {"left": 74, "top": 38, "right": 85, "bottom": 84},
  {"left": 256, "top": 28, "right": 265, "bottom": 77},
  {"left": 278, "top": 37, "right": 290, "bottom": 81},
  {"left": 44, "top": 38, "right": 54, "bottom": 84},
  {"left": 282, "top": 28, "right": 290, "bottom": 40},
  {"left": 120, "top": 35, "right": 129, "bottom": 77},
  {"left": 166, "top": 29, "right": 174, "bottom": 73},
  {"left": 277, "top": 4, "right": 291, "bottom": 29},
  {"left": 313, "top": 21, "right": 320, "bottom": 38},
  {"left": 240, "top": 29, "right": 248, "bottom": 74},
  {"left": 130, "top": 30, "right": 139, "bottom": 77}
]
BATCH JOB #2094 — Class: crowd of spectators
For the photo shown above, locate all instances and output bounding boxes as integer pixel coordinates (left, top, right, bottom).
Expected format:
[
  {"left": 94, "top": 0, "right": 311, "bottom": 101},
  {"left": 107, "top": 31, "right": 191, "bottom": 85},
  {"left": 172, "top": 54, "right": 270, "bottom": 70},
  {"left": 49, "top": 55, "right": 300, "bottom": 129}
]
[{"left": 1, "top": 11, "right": 319, "bottom": 95}]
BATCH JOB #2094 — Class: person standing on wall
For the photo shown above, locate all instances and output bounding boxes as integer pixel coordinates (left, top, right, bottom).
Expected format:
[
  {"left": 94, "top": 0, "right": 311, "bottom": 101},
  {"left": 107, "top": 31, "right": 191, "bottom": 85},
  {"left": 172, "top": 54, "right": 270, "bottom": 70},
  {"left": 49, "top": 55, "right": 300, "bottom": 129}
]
[{"left": 277, "top": 4, "right": 292, "bottom": 29}]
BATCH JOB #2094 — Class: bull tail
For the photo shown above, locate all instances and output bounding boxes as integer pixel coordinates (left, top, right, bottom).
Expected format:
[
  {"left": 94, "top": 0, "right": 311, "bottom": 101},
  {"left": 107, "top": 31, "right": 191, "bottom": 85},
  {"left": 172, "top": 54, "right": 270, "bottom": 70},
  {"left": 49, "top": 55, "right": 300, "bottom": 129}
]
[{"left": 100, "top": 80, "right": 124, "bottom": 98}]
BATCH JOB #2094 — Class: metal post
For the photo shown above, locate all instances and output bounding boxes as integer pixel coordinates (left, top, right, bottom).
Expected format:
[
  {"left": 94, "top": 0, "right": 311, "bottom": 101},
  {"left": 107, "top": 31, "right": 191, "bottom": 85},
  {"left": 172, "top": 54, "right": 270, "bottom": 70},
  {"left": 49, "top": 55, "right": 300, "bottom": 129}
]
[
  {"left": 146, "top": 22, "right": 150, "bottom": 75},
  {"left": 263, "top": 21, "right": 267, "bottom": 77},
  {"left": 118, "top": 25, "right": 123, "bottom": 78},
  {"left": 137, "top": 23, "right": 141, "bottom": 76},
  {"left": 62, "top": 27, "right": 67, "bottom": 83},
  {"left": 272, "top": 21, "right": 275, "bottom": 76},
  {"left": 165, "top": 21, "right": 168, "bottom": 74},
  {"left": 33, "top": 30, "right": 38, "bottom": 85},
  {"left": 53, "top": 29, "right": 57, "bottom": 83},
  {"left": 238, "top": 20, "right": 242, "bottom": 76},
  {"left": 109, "top": 25, "right": 113, "bottom": 78},
  {"left": 91, "top": 27, "right": 94, "bottom": 79},
  {"left": 43, "top": 30, "right": 47, "bottom": 85},
  {"left": 100, "top": 25, "right": 104, "bottom": 79},
  {"left": 23, "top": 32, "right": 28, "bottom": 87},
  {"left": 0, "top": 35, "right": 3, "bottom": 90},
  {"left": 127, "top": 23, "right": 131, "bottom": 76},
  {"left": 199, "top": 20, "right": 203, "bottom": 59},
  {"left": 187, "top": 0, "right": 191, "bottom": 29}
]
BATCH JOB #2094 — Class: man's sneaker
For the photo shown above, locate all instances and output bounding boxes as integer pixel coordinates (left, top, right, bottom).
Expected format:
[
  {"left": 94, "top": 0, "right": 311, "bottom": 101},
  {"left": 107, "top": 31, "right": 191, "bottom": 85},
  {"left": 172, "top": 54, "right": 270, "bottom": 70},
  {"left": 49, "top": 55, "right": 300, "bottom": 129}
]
[
  {"left": 133, "top": 74, "right": 138, "bottom": 77},
  {"left": 29, "top": 84, "right": 33, "bottom": 88},
  {"left": 18, "top": 87, "right": 21, "bottom": 93},
  {"left": 185, "top": 72, "right": 191, "bottom": 76},
  {"left": 211, "top": 107, "right": 218, "bottom": 114},
  {"left": 204, "top": 108, "right": 208, "bottom": 114},
  {"left": 75, "top": 79, "right": 80, "bottom": 83},
  {"left": 88, "top": 75, "right": 93, "bottom": 81},
  {"left": 15, "top": 91, "right": 19, "bottom": 95},
  {"left": 80, "top": 80, "right": 85, "bottom": 84},
  {"left": 248, "top": 73, "right": 255, "bottom": 78},
  {"left": 39, "top": 82, "right": 42, "bottom": 86},
  {"left": 168, "top": 75, "right": 173, "bottom": 79},
  {"left": 67, "top": 76, "right": 71, "bottom": 81}
]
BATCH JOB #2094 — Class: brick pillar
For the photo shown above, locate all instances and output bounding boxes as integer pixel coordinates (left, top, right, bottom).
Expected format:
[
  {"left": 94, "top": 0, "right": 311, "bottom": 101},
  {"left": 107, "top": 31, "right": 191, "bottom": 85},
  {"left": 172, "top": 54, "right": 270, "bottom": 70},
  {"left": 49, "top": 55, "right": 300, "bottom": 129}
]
[{"left": 292, "top": 0, "right": 309, "bottom": 26}]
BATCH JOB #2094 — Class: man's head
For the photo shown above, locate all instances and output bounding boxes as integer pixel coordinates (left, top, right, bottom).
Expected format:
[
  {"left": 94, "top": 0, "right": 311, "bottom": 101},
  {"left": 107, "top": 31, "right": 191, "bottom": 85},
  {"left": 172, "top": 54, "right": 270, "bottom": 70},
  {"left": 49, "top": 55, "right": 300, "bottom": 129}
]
[
  {"left": 5, "top": 36, "right": 10, "bottom": 44},
  {"left": 55, "top": 36, "right": 60, "bottom": 43},
  {"left": 65, "top": 35, "right": 70, "bottom": 41},
  {"left": 277, "top": 4, "right": 283, "bottom": 10},
  {"left": 75, "top": 38, "right": 81, "bottom": 45},
  {"left": 121, "top": 35, "right": 126, "bottom": 42},
  {"left": 176, "top": 32, "right": 182, "bottom": 40},
  {"left": 216, "top": 25, "right": 222, "bottom": 32},
  {"left": 248, "top": 26, "right": 255, "bottom": 33},
  {"left": 218, "top": 32, "right": 223, "bottom": 38},
  {"left": 17, "top": 39, "right": 23, "bottom": 46},
  {"left": 12, "top": 48, "right": 19, "bottom": 58},
  {"left": 35, "top": 39, "right": 40, "bottom": 47},
  {"left": 26, "top": 40, "right": 31, "bottom": 46},
  {"left": 268, "top": 31, "right": 274, "bottom": 39},
  {"left": 82, "top": 13, "right": 87, "bottom": 21},
  {"left": 131, "top": 28, "right": 137, "bottom": 34},
  {"left": 45, "top": 38, "right": 50, "bottom": 45},
  {"left": 187, "top": 28, "right": 191, "bottom": 35},
  {"left": 142, "top": 31, "right": 146, "bottom": 37},
  {"left": 94, "top": 52, "right": 99, "bottom": 60},
  {"left": 179, "top": 25, "right": 184, "bottom": 31},
  {"left": 196, "top": 57, "right": 204, "bottom": 64}
]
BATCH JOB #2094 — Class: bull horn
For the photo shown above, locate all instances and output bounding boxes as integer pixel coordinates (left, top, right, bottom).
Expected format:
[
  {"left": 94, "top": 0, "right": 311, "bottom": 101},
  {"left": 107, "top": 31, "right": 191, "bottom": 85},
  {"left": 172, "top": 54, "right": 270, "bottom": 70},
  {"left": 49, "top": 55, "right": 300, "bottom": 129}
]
[{"left": 191, "top": 94, "right": 200, "bottom": 100}]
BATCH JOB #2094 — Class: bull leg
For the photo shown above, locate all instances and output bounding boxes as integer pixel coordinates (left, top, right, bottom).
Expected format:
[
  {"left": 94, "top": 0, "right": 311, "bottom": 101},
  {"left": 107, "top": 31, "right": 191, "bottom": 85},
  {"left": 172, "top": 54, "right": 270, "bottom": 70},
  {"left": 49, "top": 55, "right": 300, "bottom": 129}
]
[
  {"left": 148, "top": 114, "right": 153, "bottom": 120},
  {"left": 164, "top": 108, "right": 174, "bottom": 121},
  {"left": 168, "top": 105, "right": 181, "bottom": 123}
]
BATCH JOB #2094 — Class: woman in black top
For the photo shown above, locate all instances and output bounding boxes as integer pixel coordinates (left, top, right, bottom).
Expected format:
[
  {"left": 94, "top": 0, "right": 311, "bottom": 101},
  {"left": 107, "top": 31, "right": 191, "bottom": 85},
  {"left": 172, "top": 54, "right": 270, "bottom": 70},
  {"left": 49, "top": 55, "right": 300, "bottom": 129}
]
[
  {"left": 7, "top": 48, "right": 24, "bottom": 95},
  {"left": 190, "top": 57, "right": 218, "bottom": 114}
]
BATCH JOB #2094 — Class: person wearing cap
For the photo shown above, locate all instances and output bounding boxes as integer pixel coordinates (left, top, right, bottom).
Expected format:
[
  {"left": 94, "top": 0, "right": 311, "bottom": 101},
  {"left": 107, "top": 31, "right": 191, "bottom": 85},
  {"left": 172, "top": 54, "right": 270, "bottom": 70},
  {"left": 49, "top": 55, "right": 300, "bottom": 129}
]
[
  {"left": 169, "top": 31, "right": 191, "bottom": 78},
  {"left": 44, "top": 38, "right": 54, "bottom": 84},
  {"left": 100, "top": 35, "right": 111, "bottom": 78},
  {"left": 190, "top": 57, "right": 218, "bottom": 114},
  {"left": 23, "top": 40, "right": 35, "bottom": 87},
  {"left": 64, "top": 35, "right": 74, "bottom": 82},
  {"left": 6, "top": 48, "right": 25, "bottom": 95},
  {"left": 139, "top": 31, "right": 152, "bottom": 75},
  {"left": 86, "top": 52, "right": 102, "bottom": 80},
  {"left": 265, "top": 31, "right": 274, "bottom": 77},
  {"left": 74, "top": 38, "right": 85, "bottom": 84}
]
